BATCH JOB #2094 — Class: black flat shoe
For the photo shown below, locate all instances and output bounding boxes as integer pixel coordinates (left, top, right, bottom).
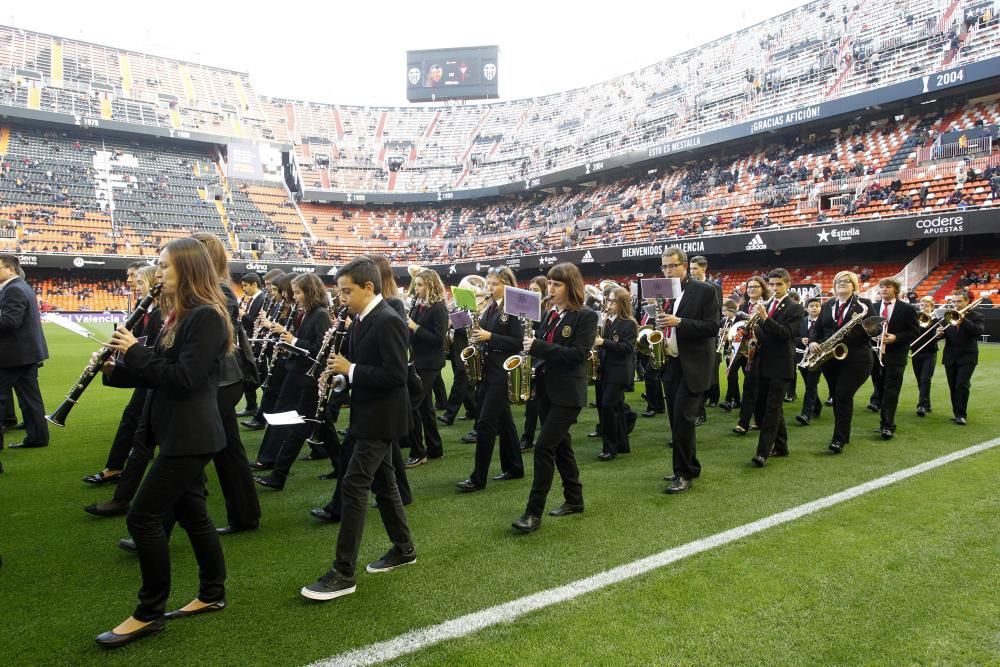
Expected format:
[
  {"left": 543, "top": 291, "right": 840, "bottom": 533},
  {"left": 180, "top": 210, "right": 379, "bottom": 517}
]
[
  {"left": 916, "top": 406, "right": 927, "bottom": 417},
  {"left": 95, "top": 618, "right": 165, "bottom": 647},
  {"left": 456, "top": 479, "right": 485, "bottom": 493},
  {"left": 768, "top": 449, "right": 789, "bottom": 458},
  {"left": 236, "top": 408, "right": 257, "bottom": 417},
  {"left": 548, "top": 503, "right": 584, "bottom": 517},
  {"left": 249, "top": 461, "right": 272, "bottom": 470},
  {"left": 880, "top": 428, "right": 894, "bottom": 440},
  {"left": 84, "top": 500, "right": 128, "bottom": 517},
  {"left": 82, "top": 471, "right": 121, "bottom": 485},
  {"left": 436, "top": 415, "right": 454, "bottom": 426},
  {"left": 240, "top": 420, "right": 266, "bottom": 431},
  {"left": 751, "top": 455, "right": 767, "bottom": 467},
  {"left": 164, "top": 600, "right": 226, "bottom": 620},
  {"left": 309, "top": 508, "right": 340, "bottom": 523},
  {"left": 217, "top": 524, "right": 257, "bottom": 536},
  {"left": 732, "top": 425, "right": 748, "bottom": 435},
  {"left": 318, "top": 470, "right": 337, "bottom": 480},
  {"left": 512, "top": 513, "right": 541, "bottom": 533},
  {"left": 829, "top": 440, "right": 844, "bottom": 454},
  {"left": 795, "top": 414, "right": 810, "bottom": 426},
  {"left": 597, "top": 452, "right": 615, "bottom": 461},
  {"left": 118, "top": 538, "right": 136, "bottom": 553},
  {"left": 665, "top": 477, "right": 692, "bottom": 494},
  {"left": 493, "top": 471, "right": 523, "bottom": 481},
  {"left": 460, "top": 431, "right": 478, "bottom": 444},
  {"left": 866, "top": 403, "right": 880, "bottom": 413},
  {"left": 519, "top": 441, "right": 534, "bottom": 452},
  {"left": 253, "top": 476, "right": 284, "bottom": 491}
]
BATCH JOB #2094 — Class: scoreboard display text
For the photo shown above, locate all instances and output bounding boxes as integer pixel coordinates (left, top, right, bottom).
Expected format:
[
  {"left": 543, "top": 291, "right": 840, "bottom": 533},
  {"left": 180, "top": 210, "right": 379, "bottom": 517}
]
[{"left": 406, "top": 45, "right": 499, "bottom": 102}]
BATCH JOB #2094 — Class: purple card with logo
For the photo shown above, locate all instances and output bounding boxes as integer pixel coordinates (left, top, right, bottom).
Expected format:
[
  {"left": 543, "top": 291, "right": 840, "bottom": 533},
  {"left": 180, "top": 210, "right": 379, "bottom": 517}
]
[
  {"left": 504, "top": 286, "right": 542, "bottom": 322},
  {"left": 641, "top": 278, "right": 681, "bottom": 299},
  {"left": 449, "top": 310, "right": 473, "bottom": 329}
]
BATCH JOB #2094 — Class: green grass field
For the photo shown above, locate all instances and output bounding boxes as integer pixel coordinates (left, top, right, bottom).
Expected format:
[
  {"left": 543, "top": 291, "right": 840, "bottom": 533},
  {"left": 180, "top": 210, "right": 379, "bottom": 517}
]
[{"left": 1, "top": 324, "right": 998, "bottom": 666}]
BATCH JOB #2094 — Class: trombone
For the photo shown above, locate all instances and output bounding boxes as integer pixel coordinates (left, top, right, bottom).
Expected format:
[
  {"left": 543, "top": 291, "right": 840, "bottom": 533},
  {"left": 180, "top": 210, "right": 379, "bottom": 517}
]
[{"left": 910, "top": 297, "right": 982, "bottom": 356}]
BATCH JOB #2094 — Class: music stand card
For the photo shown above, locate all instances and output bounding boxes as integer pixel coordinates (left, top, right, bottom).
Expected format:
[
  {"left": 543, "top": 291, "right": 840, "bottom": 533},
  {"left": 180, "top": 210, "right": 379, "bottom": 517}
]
[
  {"left": 451, "top": 286, "right": 479, "bottom": 311},
  {"left": 504, "top": 286, "right": 542, "bottom": 322},
  {"left": 641, "top": 278, "right": 681, "bottom": 300},
  {"left": 449, "top": 310, "right": 473, "bottom": 329}
]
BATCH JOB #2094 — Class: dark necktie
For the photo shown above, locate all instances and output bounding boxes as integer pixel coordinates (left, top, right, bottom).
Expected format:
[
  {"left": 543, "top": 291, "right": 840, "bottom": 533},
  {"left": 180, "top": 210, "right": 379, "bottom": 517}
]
[{"left": 544, "top": 310, "right": 560, "bottom": 343}]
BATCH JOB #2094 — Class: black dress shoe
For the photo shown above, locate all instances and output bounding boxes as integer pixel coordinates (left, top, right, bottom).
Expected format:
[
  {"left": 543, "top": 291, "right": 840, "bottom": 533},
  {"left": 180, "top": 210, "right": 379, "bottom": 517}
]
[
  {"left": 217, "top": 524, "right": 257, "bottom": 536},
  {"left": 436, "top": 415, "right": 454, "bottom": 426},
  {"left": 236, "top": 408, "right": 257, "bottom": 417},
  {"left": 916, "top": 406, "right": 927, "bottom": 417},
  {"left": 880, "top": 428, "right": 894, "bottom": 440},
  {"left": 85, "top": 499, "right": 129, "bottom": 517},
  {"left": 82, "top": 471, "right": 121, "bottom": 485},
  {"left": 825, "top": 397, "right": 834, "bottom": 406},
  {"left": 829, "top": 440, "right": 844, "bottom": 454},
  {"left": 548, "top": 503, "right": 584, "bottom": 517},
  {"left": 309, "top": 507, "right": 340, "bottom": 523},
  {"left": 866, "top": 403, "right": 880, "bottom": 413},
  {"left": 95, "top": 618, "right": 164, "bottom": 647},
  {"left": 769, "top": 449, "right": 789, "bottom": 458},
  {"left": 456, "top": 479, "right": 485, "bottom": 493},
  {"left": 751, "top": 455, "right": 767, "bottom": 467},
  {"left": 795, "top": 414, "right": 811, "bottom": 426},
  {"left": 493, "top": 471, "right": 523, "bottom": 481},
  {"left": 719, "top": 401, "right": 734, "bottom": 412},
  {"left": 3, "top": 421, "right": 24, "bottom": 431},
  {"left": 512, "top": 513, "right": 541, "bottom": 533},
  {"left": 241, "top": 420, "right": 266, "bottom": 430},
  {"left": 118, "top": 538, "right": 136, "bottom": 553},
  {"left": 8, "top": 441, "right": 47, "bottom": 449},
  {"left": 597, "top": 452, "right": 616, "bottom": 461},
  {"left": 318, "top": 470, "right": 337, "bottom": 480},
  {"left": 695, "top": 415, "right": 706, "bottom": 426},
  {"left": 954, "top": 417, "right": 967, "bottom": 425},
  {"left": 641, "top": 410, "right": 657, "bottom": 417},
  {"left": 589, "top": 400, "right": 598, "bottom": 408},
  {"left": 519, "top": 440, "right": 534, "bottom": 452},
  {"left": 249, "top": 461, "right": 272, "bottom": 470},
  {"left": 405, "top": 456, "right": 427, "bottom": 468},
  {"left": 706, "top": 401, "right": 718, "bottom": 408},
  {"left": 164, "top": 600, "right": 226, "bottom": 620},
  {"left": 784, "top": 395, "right": 797, "bottom": 403},
  {"left": 587, "top": 431, "right": 601, "bottom": 438},
  {"left": 732, "top": 425, "right": 748, "bottom": 435},
  {"left": 460, "top": 431, "right": 478, "bottom": 444},
  {"left": 665, "top": 477, "right": 691, "bottom": 494},
  {"left": 253, "top": 476, "right": 284, "bottom": 490}
]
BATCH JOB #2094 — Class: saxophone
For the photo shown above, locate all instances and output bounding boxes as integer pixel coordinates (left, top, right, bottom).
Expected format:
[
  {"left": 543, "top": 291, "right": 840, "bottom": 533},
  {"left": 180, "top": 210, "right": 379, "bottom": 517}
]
[
  {"left": 799, "top": 300, "right": 878, "bottom": 370},
  {"left": 636, "top": 300, "right": 667, "bottom": 369},
  {"left": 460, "top": 306, "right": 483, "bottom": 387},
  {"left": 504, "top": 319, "right": 535, "bottom": 405}
]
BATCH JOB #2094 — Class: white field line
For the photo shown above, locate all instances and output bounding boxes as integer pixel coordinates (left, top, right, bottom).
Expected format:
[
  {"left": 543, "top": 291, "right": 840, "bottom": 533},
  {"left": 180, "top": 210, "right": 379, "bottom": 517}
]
[{"left": 310, "top": 437, "right": 1000, "bottom": 667}]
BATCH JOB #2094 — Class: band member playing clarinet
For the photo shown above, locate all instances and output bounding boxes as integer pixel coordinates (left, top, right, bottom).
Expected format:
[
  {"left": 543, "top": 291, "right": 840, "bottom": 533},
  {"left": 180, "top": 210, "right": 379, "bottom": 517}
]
[
  {"left": 911, "top": 296, "right": 937, "bottom": 417},
  {"left": 513, "top": 263, "right": 596, "bottom": 533},
  {"left": 654, "top": 247, "right": 720, "bottom": 493},
  {"left": 595, "top": 287, "right": 637, "bottom": 460},
  {"left": 750, "top": 269, "right": 804, "bottom": 467},
  {"left": 457, "top": 266, "right": 525, "bottom": 491},
  {"left": 868, "top": 278, "right": 919, "bottom": 439},
  {"left": 808, "top": 271, "right": 874, "bottom": 453},
  {"left": 96, "top": 238, "right": 232, "bottom": 647},
  {"left": 941, "top": 289, "right": 983, "bottom": 426}
]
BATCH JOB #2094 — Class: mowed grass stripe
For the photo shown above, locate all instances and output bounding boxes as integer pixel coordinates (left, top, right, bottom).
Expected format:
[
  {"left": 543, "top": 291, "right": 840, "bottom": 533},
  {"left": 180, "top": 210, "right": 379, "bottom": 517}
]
[
  {"left": 314, "top": 438, "right": 1000, "bottom": 666},
  {"left": 385, "top": 441, "right": 1000, "bottom": 667},
  {"left": 0, "top": 327, "right": 996, "bottom": 666}
]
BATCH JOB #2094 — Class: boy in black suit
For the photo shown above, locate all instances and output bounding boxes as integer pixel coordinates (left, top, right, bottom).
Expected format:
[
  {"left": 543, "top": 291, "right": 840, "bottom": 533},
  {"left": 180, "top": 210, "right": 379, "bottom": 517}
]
[
  {"left": 751, "top": 269, "right": 805, "bottom": 466},
  {"left": 941, "top": 289, "right": 983, "bottom": 426},
  {"left": 302, "top": 258, "right": 415, "bottom": 601},
  {"left": 868, "top": 277, "right": 919, "bottom": 438}
]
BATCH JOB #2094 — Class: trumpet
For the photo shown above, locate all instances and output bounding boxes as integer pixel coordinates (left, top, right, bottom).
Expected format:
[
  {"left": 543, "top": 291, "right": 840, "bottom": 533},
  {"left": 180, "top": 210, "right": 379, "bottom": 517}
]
[
  {"left": 47, "top": 283, "right": 163, "bottom": 427},
  {"left": 504, "top": 319, "right": 535, "bottom": 405},
  {"left": 910, "top": 297, "right": 982, "bottom": 356},
  {"left": 873, "top": 319, "right": 889, "bottom": 367}
]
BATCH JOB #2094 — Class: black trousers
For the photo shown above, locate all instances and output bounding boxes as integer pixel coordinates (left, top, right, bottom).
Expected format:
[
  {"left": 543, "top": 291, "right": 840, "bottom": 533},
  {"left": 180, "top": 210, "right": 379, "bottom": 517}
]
[
  {"left": 127, "top": 452, "right": 225, "bottom": 622},
  {"left": 0, "top": 363, "right": 48, "bottom": 447},
  {"left": 705, "top": 352, "right": 721, "bottom": 405},
  {"left": 2, "top": 385, "right": 22, "bottom": 424},
  {"left": 911, "top": 351, "right": 936, "bottom": 410},
  {"left": 521, "top": 396, "right": 539, "bottom": 444},
  {"left": 640, "top": 355, "right": 665, "bottom": 411},
  {"left": 443, "top": 352, "right": 478, "bottom": 421},
  {"left": 798, "top": 366, "right": 823, "bottom": 419},
  {"left": 104, "top": 388, "right": 146, "bottom": 470},
  {"left": 269, "top": 375, "right": 332, "bottom": 485},
  {"left": 325, "top": 433, "right": 411, "bottom": 519},
  {"left": 724, "top": 358, "right": 743, "bottom": 404},
  {"left": 785, "top": 362, "right": 798, "bottom": 398},
  {"left": 332, "top": 437, "right": 413, "bottom": 582},
  {"left": 214, "top": 382, "right": 261, "bottom": 527},
  {"left": 526, "top": 373, "right": 583, "bottom": 516},
  {"left": 945, "top": 362, "right": 976, "bottom": 419},
  {"left": 872, "top": 358, "right": 907, "bottom": 431},
  {"left": 407, "top": 368, "right": 443, "bottom": 459},
  {"left": 253, "top": 362, "right": 286, "bottom": 424},
  {"left": 256, "top": 370, "right": 327, "bottom": 466},
  {"left": 738, "top": 362, "right": 762, "bottom": 428},
  {"left": 242, "top": 381, "right": 258, "bottom": 410},
  {"left": 599, "top": 381, "right": 630, "bottom": 456},
  {"left": 660, "top": 358, "right": 702, "bottom": 480},
  {"left": 821, "top": 356, "right": 873, "bottom": 445},
  {"left": 470, "top": 380, "right": 524, "bottom": 486},
  {"left": 432, "top": 373, "right": 447, "bottom": 406},
  {"left": 113, "top": 395, "right": 155, "bottom": 504},
  {"left": 755, "top": 376, "right": 790, "bottom": 458}
]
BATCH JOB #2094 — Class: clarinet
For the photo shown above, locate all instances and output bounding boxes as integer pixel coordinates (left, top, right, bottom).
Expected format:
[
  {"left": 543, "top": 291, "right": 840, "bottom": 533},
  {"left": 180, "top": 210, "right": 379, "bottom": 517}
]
[
  {"left": 260, "top": 303, "right": 298, "bottom": 391},
  {"left": 305, "top": 311, "right": 350, "bottom": 447},
  {"left": 47, "top": 284, "right": 163, "bottom": 427},
  {"left": 255, "top": 298, "right": 285, "bottom": 364},
  {"left": 307, "top": 306, "right": 348, "bottom": 378}
]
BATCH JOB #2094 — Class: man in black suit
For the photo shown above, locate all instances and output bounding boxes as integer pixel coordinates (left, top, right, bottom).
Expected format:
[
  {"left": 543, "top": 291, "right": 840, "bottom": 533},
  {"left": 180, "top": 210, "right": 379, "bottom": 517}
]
[
  {"left": 690, "top": 256, "right": 723, "bottom": 416},
  {"left": 654, "top": 247, "right": 720, "bottom": 493},
  {"left": 941, "top": 289, "right": 983, "bottom": 426},
  {"left": 0, "top": 255, "right": 49, "bottom": 452},
  {"left": 302, "top": 258, "right": 415, "bottom": 601},
  {"left": 237, "top": 272, "right": 265, "bottom": 416},
  {"left": 795, "top": 297, "right": 824, "bottom": 425},
  {"left": 868, "top": 278, "right": 919, "bottom": 438},
  {"left": 751, "top": 269, "right": 805, "bottom": 466}
]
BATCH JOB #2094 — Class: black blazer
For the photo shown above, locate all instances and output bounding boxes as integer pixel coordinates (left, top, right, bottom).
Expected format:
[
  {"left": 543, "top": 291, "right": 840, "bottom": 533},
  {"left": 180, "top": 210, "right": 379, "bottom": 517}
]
[
  {"left": 344, "top": 299, "right": 411, "bottom": 440},
  {"left": 0, "top": 277, "right": 48, "bottom": 368},
  {"left": 872, "top": 299, "right": 920, "bottom": 364},
  {"left": 811, "top": 295, "right": 875, "bottom": 364},
  {"left": 797, "top": 316, "right": 819, "bottom": 362},
  {"left": 479, "top": 300, "right": 523, "bottom": 385},
  {"left": 241, "top": 291, "right": 265, "bottom": 334},
  {"left": 672, "top": 278, "right": 721, "bottom": 393},
  {"left": 599, "top": 316, "right": 636, "bottom": 385},
  {"left": 107, "top": 304, "right": 228, "bottom": 457},
  {"left": 410, "top": 300, "right": 449, "bottom": 370},
  {"left": 288, "top": 305, "right": 332, "bottom": 375},
  {"left": 530, "top": 307, "right": 598, "bottom": 408},
  {"left": 754, "top": 297, "right": 805, "bottom": 380},
  {"left": 942, "top": 309, "right": 984, "bottom": 366}
]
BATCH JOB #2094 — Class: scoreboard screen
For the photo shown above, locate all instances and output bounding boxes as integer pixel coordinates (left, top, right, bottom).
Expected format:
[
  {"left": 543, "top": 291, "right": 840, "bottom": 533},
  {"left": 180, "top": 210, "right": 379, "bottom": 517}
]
[{"left": 406, "top": 45, "right": 499, "bottom": 102}]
